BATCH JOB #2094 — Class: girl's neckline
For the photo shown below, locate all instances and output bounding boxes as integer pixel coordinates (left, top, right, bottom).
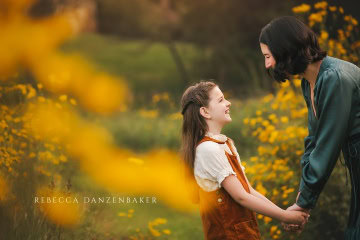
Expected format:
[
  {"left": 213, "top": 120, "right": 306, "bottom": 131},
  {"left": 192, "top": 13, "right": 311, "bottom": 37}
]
[
  {"left": 205, "top": 132, "right": 227, "bottom": 142},
  {"left": 204, "top": 132, "right": 236, "bottom": 156}
]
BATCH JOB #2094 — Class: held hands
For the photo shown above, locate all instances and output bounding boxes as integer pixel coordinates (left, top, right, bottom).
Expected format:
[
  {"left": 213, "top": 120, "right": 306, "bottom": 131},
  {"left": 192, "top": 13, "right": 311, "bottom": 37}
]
[
  {"left": 282, "top": 204, "right": 310, "bottom": 233},
  {"left": 282, "top": 192, "right": 310, "bottom": 234},
  {"left": 282, "top": 206, "right": 309, "bottom": 225}
]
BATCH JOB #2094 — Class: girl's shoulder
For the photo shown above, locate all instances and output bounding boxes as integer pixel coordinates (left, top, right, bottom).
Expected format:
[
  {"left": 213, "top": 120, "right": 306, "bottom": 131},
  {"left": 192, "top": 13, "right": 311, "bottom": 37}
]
[{"left": 196, "top": 140, "right": 223, "bottom": 154}]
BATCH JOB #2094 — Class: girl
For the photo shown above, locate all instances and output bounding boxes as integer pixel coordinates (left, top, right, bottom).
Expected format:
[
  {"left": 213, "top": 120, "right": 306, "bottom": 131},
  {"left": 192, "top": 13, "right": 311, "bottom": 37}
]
[
  {"left": 180, "top": 81, "right": 308, "bottom": 240},
  {"left": 259, "top": 16, "right": 360, "bottom": 239}
]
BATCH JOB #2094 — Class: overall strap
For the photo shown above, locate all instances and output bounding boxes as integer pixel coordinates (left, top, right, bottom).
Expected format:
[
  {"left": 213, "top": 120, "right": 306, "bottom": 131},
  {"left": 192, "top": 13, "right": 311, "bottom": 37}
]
[
  {"left": 197, "top": 136, "right": 226, "bottom": 146},
  {"left": 225, "top": 139, "right": 237, "bottom": 156},
  {"left": 198, "top": 136, "right": 236, "bottom": 156}
]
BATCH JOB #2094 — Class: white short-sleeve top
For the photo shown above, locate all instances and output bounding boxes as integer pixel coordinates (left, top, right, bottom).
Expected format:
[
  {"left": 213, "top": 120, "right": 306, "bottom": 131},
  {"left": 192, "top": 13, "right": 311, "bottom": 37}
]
[{"left": 194, "top": 132, "right": 246, "bottom": 192}]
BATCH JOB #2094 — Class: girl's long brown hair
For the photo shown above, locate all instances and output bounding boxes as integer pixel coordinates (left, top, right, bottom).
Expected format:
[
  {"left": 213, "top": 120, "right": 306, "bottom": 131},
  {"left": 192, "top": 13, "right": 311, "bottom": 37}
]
[{"left": 180, "top": 81, "right": 217, "bottom": 186}]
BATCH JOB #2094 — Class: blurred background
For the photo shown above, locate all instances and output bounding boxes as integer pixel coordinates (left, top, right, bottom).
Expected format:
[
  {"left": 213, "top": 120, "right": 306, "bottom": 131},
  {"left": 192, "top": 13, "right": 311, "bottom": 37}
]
[{"left": 0, "top": 0, "right": 359, "bottom": 239}]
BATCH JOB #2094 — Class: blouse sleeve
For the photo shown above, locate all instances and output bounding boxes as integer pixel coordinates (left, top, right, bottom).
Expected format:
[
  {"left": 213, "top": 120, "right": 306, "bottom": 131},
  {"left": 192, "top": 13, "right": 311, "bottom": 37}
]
[
  {"left": 297, "top": 69, "right": 357, "bottom": 209},
  {"left": 194, "top": 141, "right": 237, "bottom": 190}
]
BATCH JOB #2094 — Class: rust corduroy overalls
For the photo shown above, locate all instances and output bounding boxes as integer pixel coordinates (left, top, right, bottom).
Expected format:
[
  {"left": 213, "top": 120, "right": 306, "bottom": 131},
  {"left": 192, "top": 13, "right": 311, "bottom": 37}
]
[{"left": 197, "top": 136, "right": 261, "bottom": 240}]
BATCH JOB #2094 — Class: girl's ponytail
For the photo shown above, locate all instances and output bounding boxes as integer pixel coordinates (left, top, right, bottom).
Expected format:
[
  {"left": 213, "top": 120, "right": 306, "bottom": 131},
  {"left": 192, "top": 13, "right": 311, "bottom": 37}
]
[{"left": 180, "top": 81, "right": 217, "bottom": 203}]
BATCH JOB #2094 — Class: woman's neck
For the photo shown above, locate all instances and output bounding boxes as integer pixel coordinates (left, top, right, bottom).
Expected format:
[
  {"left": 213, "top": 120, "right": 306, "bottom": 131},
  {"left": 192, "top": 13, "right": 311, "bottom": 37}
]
[{"left": 303, "top": 60, "right": 323, "bottom": 88}]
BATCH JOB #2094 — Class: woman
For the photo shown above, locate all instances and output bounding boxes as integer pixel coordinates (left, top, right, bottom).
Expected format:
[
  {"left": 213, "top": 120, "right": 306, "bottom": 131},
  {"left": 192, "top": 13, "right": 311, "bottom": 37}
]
[{"left": 259, "top": 16, "right": 360, "bottom": 239}]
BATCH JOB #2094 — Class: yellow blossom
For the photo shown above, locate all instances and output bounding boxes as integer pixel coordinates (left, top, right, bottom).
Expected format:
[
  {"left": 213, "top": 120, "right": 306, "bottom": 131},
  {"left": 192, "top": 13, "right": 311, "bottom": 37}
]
[
  {"left": 292, "top": 4, "right": 311, "bottom": 13},
  {"left": 264, "top": 216, "right": 272, "bottom": 224},
  {"left": 163, "top": 229, "right": 171, "bottom": 235},
  {"left": 314, "top": 1, "right": 328, "bottom": 9},
  {"left": 270, "top": 225, "right": 278, "bottom": 234},
  {"left": 59, "top": 94, "right": 68, "bottom": 102},
  {"left": 320, "top": 30, "right": 329, "bottom": 40},
  {"left": 280, "top": 116, "right": 289, "bottom": 123},
  {"left": 308, "top": 13, "right": 323, "bottom": 24},
  {"left": 118, "top": 212, "right": 126, "bottom": 217},
  {"left": 329, "top": 6, "right": 337, "bottom": 12}
]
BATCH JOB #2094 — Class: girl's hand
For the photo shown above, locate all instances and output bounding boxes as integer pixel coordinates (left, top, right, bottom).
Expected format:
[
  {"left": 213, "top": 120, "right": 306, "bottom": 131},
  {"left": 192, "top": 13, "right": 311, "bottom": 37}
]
[{"left": 282, "top": 210, "right": 309, "bottom": 224}]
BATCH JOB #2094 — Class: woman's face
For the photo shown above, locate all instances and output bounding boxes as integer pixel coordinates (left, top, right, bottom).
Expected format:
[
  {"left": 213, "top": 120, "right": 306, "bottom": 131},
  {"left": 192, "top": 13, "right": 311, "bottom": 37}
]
[
  {"left": 202, "top": 86, "right": 232, "bottom": 125},
  {"left": 260, "top": 43, "right": 276, "bottom": 69}
]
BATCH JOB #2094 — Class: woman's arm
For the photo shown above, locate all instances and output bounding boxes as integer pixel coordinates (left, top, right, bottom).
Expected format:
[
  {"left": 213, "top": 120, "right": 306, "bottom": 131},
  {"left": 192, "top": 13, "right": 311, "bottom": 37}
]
[
  {"left": 222, "top": 175, "right": 308, "bottom": 224},
  {"left": 297, "top": 69, "right": 356, "bottom": 209}
]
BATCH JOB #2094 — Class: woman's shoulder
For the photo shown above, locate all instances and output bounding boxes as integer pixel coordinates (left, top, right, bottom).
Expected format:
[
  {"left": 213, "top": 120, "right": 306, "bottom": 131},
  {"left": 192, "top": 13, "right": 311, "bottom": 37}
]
[{"left": 320, "top": 56, "right": 360, "bottom": 79}]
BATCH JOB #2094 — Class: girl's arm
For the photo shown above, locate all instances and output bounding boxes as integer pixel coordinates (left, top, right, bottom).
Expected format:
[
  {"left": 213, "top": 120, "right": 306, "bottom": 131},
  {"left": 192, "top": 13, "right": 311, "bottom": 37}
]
[{"left": 221, "top": 175, "right": 308, "bottom": 224}]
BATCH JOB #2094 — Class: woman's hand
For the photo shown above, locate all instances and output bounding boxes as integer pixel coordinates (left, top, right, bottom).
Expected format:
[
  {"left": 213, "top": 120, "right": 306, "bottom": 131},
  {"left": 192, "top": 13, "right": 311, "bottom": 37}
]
[
  {"left": 281, "top": 209, "right": 309, "bottom": 225},
  {"left": 282, "top": 202, "right": 310, "bottom": 233}
]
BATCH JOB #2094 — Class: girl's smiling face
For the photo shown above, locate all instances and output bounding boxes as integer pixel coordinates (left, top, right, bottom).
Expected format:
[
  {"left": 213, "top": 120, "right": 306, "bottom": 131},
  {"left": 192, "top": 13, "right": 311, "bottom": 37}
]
[{"left": 201, "top": 86, "right": 232, "bottom": 126}]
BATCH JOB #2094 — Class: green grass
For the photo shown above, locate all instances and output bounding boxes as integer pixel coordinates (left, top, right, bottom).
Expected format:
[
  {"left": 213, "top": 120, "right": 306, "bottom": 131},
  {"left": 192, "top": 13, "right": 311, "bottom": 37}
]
[{"left": 62, "top": 34, "right": 202, "bottom": 104}]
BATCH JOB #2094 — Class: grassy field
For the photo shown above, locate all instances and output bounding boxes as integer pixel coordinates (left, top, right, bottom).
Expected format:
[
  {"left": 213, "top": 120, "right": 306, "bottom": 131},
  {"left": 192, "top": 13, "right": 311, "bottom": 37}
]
[{"left": 62, "top": 33, "right": 203, "bottom": 105}]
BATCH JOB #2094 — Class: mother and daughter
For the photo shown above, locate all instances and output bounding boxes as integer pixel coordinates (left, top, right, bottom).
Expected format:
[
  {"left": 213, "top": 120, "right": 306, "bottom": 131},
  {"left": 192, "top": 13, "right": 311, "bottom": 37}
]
[{"left": 180, "top": 15, "right": 360, "bottom": 240}]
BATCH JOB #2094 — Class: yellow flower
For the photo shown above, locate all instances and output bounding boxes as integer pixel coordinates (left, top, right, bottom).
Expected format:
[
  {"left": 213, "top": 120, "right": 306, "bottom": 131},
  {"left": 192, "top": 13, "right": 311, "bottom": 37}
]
[
  {"left": 320, "top": 30, "right": 329, "bottom": 40},
  {"left": 256, "top": 183, "right": 267, "bottom": 196},
  {"left": 314, "top": 1, "right": 328, "bottom": 9},
  {"left": 268, "top": 131, "right": 278, "bottom": 143},
  {"left": 262, "top": 94, "right": 274, "bottom": 103},
  {"left": 351, "top": 18, "right": 358, "bottom": 26},
  {"left": 280, "top": 116, "right": 289, "bottom": 123},
  {"left": 262, "top": 120, "right": 270, "bottom": 127},
  {"left": 264, "top": 216, "right": 272, "bottom": 224},
  {"left": 163, "top": 229, "right": 171, "bottom": 235},
  {"left": 329, "top": 6, "right": 337, "bottom": 12},
  {"left": 59, "top": 94, "right": 68, "bottom": 102},
  {"left": 268, "top": 114, "right": 277, "bottom": 121},
  {"left": 292, "top": 4, "right": 311, "bottom": 13},
  {"left": 308, "top": 13, "right": 323, "bottom": 24},
  {"left": 154, "top": 218, "right": 167, "bottom": 224},
  {"left": 70, "top": 98, "right": 77, "bottom": 106},
  {"left": 293, "top": 79, "right": 302, "bottom": 87},
  {"left": 270, "top": 225, "right": 278, "bottom": 234},
  {"left": 338, "top": 29, "right": 346, "bottom": 41},
  {"left": 250, "top": 118, "right": 257, "bottom": 127}
]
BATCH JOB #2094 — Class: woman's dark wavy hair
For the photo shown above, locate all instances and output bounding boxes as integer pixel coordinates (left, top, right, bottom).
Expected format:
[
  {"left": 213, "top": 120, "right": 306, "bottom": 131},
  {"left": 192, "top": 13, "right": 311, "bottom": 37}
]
[{"left": 259, "top": 16, "right": 327, "bottom": 82}]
